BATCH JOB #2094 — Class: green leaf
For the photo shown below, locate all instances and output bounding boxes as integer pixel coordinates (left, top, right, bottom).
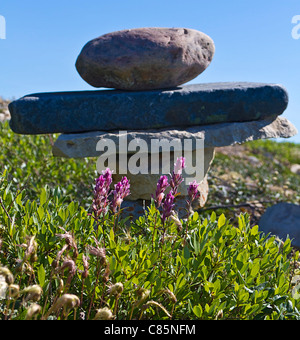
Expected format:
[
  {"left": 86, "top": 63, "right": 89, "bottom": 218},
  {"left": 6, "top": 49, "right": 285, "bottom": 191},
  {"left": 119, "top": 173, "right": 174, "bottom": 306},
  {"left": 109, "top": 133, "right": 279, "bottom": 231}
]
[
  {"left": 213, "top": 279, "right": 221, "bottom": 293},
  {"left": 176, "top": 273, "right": 187, "bottom": 289},
  {"left": 250, "top": 225, "right": 259, "bottom": 236},
  {"left": 109, "top": 228, "right": 115, "bottom": 242},
  {"left": 67, "top": 201, "right": 76, "bottom": 215},
  {"left": 15, "top": 192, "right": 23, "bottom": 207},
  {"left": 210, "top": 211, "right": 216, "bottom": 223},
  {"left": 183, "top": 245, "right": 190, "bottom": 260},
  {"left": 37, "top": 264, "right": 46, "bottom": 288},
  {"left": 150, "top": 251, "right": 159, "bottom": 264},
  {"left": 250, "top": 259, "right": 260, "bottom": 277},
  {"left": 273, "top": 295, "right": 288, "bottom": 306},
  {"left": 193, "top": 305, "right": 203, "bottom": 318},
  {"left": 192, "top": 211, "right": 199, "bottom": 221},
  {"left": 37, "top": 205, "right": 45, "bottom": 220},
  {"left": 238, "top": 215, "right": 245, "bottom": 230},
  {"left": 192, "top": 233, "right": 200, "bottom": 255},
  {"left": 283, "top": 238, "right": 291, "bottom": 254},
  {"left": 40, "top": 187, "right": 47, "bottom": 206},
  {"left": 218, "top": 214, "right": 226, "bottom": 228}
]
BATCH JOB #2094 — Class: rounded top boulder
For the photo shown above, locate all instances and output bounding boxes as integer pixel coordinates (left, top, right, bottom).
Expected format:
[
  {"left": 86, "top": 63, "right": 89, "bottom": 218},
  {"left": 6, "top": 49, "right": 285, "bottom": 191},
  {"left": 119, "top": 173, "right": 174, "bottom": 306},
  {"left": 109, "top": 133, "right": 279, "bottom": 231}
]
[{"left": 75, "top": 27, "right": 215, "bottom": 91}]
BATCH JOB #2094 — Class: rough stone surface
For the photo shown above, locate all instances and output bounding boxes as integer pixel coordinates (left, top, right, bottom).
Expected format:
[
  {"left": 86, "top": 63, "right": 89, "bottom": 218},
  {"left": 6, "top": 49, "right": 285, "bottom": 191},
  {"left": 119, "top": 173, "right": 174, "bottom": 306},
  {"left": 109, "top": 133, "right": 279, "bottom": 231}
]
[
  {"left": 258, "top": 203, "right": 300, "bottom": 248},
  {"left": 52, "top": 116, "right": 297, "bottom": 159},
  {"left": 75, "top": 27, "right": 215, "bottom": 90},
  {"left": 52, "top": 115, "right": 297, "bottom": 203},
  {"left": 9, "top": 83, "right": 289, "bottom": 135}
]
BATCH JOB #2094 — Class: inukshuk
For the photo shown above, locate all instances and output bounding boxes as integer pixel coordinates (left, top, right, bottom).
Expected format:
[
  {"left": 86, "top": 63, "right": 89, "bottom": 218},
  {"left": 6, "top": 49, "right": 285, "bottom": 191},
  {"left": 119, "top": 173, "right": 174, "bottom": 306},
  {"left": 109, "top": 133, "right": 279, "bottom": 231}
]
[{"left": 8, "top": 28, "right": 298, "bottom": 220}]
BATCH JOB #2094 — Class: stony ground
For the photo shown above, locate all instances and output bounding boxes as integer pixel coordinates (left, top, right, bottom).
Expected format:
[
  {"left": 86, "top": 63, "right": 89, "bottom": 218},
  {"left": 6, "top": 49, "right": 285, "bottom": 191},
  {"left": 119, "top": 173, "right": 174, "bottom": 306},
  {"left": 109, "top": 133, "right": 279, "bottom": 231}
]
[{"left": 204, "top": 142, "right": 300, "bottom": 226}]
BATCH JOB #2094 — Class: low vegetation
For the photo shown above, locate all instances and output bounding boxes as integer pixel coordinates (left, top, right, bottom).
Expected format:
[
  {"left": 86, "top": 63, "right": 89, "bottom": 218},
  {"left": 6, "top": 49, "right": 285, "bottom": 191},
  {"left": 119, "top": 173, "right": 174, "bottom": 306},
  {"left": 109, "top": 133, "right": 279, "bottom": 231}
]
[{"left": 0, "top": 119, "right": 300, "bottom": 320}]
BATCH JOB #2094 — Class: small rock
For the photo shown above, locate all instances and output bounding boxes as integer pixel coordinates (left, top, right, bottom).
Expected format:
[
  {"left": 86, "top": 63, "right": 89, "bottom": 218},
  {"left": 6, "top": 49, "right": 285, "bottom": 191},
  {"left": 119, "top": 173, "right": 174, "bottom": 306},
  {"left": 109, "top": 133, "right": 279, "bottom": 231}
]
[
  {"left": 291, "top": 164, "right": 300, "bottom": 175},
  {"left": 76, "top": 27, "right": 215, "bottom": 90},
  {"left": 258, "top": 203, "right": 300, "bottom": 248},
  {"left": 247, "top": 155, "right": 261, "bottom": 166}
]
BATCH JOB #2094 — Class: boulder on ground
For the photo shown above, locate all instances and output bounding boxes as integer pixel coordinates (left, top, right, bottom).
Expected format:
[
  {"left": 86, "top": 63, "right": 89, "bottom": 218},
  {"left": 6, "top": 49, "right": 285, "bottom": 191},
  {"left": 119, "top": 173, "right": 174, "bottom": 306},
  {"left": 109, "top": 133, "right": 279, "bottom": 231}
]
[{"left": 259, "top": 203, "right": 300, "bottom": 248}]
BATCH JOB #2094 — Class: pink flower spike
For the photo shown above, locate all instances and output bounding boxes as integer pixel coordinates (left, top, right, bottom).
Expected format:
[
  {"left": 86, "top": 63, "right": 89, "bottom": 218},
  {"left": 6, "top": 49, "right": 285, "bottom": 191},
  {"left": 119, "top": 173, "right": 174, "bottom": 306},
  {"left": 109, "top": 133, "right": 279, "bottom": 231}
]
[
  {"left": 174, "top": 157, "right": 186, "bottom": 175},
  {"left": 102, "top": 168, "right": 113, "bottom": 190},
  {"left": 170, "top": 157, "right": 185, "bottom": 196},
  {"left": 112, "top": 176, "right": 131, "bottom": 213},
  {"left": 92, "top": 168, "right": 113, "bottom": 218},
  {"left": 153, "top": 175, "right": 169, "bottom": 208},
  {"left": 188, "top": 180, "right": 200, "bottom": 202},
  {"left": 162, "top": 192, "right": 175, "bottom": 223}
]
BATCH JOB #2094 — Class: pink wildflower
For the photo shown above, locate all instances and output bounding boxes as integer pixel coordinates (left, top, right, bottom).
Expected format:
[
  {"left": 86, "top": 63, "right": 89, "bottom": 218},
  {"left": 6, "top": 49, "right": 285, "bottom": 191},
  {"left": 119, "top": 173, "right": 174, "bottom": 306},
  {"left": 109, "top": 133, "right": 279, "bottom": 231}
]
[
  {"left": 153, "top": 175, "right": 169, "bottom": 208},
  {"left": 170, "top": 157, "right": 185, "bottom": 195},
  {"left": 92, "top": 169, "right": 113, "bottom": 218},
  {"left": 188, "top": 180, "right": 200, "bottom": 202},
  {"left": 162, "top": 192, "right": 175, "bottom": 223},
  {"left": 111, "top": 177, "right": 130, "bottom": 213}
]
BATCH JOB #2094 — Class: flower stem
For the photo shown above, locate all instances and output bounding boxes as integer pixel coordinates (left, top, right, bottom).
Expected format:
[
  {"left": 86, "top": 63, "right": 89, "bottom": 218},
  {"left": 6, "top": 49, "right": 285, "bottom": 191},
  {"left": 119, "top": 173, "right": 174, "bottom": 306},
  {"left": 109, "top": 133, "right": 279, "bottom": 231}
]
[
  {"left": 87, "top": 258, "right": 101, "bottom": 320},
  {"left": 151, "top": 211, "right": 158, "bottom": 252}
]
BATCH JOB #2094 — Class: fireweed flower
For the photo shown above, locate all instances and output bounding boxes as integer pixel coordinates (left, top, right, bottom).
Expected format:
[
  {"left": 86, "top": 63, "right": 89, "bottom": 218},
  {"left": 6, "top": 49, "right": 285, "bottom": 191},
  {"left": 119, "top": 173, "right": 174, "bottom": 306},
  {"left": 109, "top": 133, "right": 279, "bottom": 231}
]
[
  {"left": 92, "top": 169, "right": 113, "bottom": 218},
  {"left": 162, "top": 192, "right": 175, "bottom": 224},
  {"left": 188, "top": 180, "right": 200, "bottom": 202},
  {"left": 102, "top": 168, "right": 113, "bottom": 187},
  {"left": 153, "top": 175, "right": 169, "bottom": 208},
  {"left": 174, "top": 156, "right": 185, "bottom": 175},
  {"left": 111, "top": 176, "right": 130, "bottom": 213},
  {"left": 170, "top": 157, "right": 185, "bottom": 195}
]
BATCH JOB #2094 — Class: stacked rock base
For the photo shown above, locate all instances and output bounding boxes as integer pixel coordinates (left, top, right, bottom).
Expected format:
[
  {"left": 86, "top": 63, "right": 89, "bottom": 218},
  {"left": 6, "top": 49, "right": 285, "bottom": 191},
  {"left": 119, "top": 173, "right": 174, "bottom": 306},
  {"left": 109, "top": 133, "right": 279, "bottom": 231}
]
[
  {"left": 7, "top": 27, "right": 298, "bottom": 222},
  {"left": 8, "top": 79, "right": 298, "bottom": 222},
  {"left": 50, "top": 114, "right": 297, "bottom": 221}
]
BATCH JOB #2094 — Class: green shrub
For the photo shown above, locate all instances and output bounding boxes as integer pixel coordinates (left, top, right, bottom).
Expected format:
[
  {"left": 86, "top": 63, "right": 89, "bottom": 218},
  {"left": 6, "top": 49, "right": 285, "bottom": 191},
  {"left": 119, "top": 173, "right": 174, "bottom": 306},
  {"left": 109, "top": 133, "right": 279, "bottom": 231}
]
[
  {"left": 0, "top": 121, "right": 96, "bottom": 208},
  {"left": 1, "top": 169, "right": 300, "bottom": 320}
]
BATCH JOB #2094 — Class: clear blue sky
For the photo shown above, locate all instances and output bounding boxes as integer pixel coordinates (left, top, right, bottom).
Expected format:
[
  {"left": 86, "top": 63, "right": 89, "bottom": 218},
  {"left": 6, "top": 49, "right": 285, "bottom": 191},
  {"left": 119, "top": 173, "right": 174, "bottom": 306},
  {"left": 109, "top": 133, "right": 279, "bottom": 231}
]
[{"left": 0, "top": 0, "right": 299, "bottom": 142}]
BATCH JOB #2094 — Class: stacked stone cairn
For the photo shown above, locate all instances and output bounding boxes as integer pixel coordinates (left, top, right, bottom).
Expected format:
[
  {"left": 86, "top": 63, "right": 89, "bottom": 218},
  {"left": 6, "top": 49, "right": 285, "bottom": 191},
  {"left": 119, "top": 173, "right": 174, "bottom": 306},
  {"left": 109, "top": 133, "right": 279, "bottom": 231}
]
[{"left": 8, "top": 27, "right": 298, "bottom": 220}]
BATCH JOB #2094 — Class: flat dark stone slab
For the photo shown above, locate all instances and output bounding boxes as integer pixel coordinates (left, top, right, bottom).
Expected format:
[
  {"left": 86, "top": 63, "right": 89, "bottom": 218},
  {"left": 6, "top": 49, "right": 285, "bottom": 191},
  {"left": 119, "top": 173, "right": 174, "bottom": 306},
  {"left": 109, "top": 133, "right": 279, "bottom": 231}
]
[{"left": 9, "top": 82, "right": 288, "bottom": 135}]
